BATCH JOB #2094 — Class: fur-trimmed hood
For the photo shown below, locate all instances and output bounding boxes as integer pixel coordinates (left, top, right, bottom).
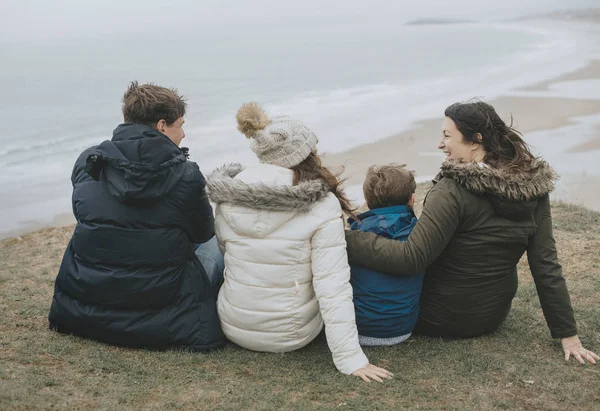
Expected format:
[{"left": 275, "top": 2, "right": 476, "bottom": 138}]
[
  {"left": 438, "top": 158, "right": 557, "bottom": 221},
  {"left": 206, "top": 163, "right": 330, "bottom": 212},
  {"left": 440, "top": 158, "right": 557, "bottom": 201}
]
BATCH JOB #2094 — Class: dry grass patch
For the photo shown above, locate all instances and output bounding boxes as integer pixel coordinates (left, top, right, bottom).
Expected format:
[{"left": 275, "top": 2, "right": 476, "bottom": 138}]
[{"left": 1, "top": 200, "right": 599, "bottom": 410}]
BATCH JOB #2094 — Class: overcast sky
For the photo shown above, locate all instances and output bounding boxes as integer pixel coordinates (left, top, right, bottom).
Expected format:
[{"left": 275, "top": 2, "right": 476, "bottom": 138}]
[{"left": 1, "top": 0, "right": 597, "bottom": 43}]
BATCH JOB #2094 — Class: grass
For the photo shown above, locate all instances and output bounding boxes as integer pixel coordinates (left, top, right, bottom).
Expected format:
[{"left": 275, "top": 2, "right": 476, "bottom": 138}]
[{"left": 1, "top": 186, "right": 599, "bottom": 410}]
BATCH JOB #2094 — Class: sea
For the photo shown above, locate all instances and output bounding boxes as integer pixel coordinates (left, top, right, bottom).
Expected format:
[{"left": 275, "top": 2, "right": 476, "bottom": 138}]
[{"left": 1, "top": 16, "right": 600, "bottom": 236}]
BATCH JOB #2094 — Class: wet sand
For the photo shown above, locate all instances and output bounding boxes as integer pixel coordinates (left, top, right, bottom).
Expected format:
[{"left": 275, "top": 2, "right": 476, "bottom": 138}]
[
  {"left": 325, "top": 60, "right": 600, "bottom": 210},
  {"left": 3, "top": 61, "right": 600, "bottom": 240}
]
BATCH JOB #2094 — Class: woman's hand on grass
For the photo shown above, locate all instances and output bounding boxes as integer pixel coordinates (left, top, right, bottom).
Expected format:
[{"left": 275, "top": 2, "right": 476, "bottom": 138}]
[
  {"left": 352, "top": 364, "right": 393, "bottom": 383},
  {"left": 561, "top": 335, "right": 599, "bottom": 364}
]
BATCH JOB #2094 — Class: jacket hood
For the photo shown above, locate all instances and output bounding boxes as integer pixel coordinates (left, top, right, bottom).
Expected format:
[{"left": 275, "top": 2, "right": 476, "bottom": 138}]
[
  {"left": 439, "top": 158, "right": 557, "bottom": 220},
  {"left": 206, "top": 163, "right": 331, "bottom": 237},
  {"left": 350, "top": 205, "right": 418, "bottom": 240},
  {"left": 84, "top": 124, "right": 188, "bottom": 204},
  {"left": 206, "top": 163, "right": 330, "bottom": 212}
]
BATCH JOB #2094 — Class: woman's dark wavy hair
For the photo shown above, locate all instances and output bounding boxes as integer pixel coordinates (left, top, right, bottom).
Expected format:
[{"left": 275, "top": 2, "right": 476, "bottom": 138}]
[{"left": 444, "top": 100, "right": 536, "bottom": 171}]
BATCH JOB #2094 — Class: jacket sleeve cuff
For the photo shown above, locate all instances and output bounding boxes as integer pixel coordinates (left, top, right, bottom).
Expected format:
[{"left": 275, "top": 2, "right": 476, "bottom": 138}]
[
  {"left": 335, "top": 351, "right": 369, "bottom": 375},
  {"left": 550, "top": 327, "right": 578, "bottom": 339}
]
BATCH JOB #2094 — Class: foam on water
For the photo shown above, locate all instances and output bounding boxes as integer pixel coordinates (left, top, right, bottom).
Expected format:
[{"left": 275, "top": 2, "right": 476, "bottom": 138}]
[
  {"left": 1, "top": 20, "right": 600, "bottom": 235},
  {"left": 509, "top": 79, "right": 600, "bottom": 100},
  {"left": 182, "top": 23, "right": 598, "bottom": 172}
]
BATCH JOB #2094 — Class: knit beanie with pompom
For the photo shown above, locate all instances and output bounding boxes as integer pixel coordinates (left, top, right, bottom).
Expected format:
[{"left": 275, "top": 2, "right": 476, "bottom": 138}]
[{"left": 236, "top": 102, "right": 318, "bottom": 168}]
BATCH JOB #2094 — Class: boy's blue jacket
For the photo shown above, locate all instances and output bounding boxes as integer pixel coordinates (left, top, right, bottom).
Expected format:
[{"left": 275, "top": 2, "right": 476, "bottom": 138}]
[{"left": 349, "top": 205, "right": 424, "bottom": 338}]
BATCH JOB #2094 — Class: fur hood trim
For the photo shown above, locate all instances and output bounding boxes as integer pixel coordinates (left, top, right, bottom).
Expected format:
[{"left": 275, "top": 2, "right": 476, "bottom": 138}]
[
  {"left": 440, "top": 159, "right": 557, "bottom": 201},
  {"left": 206, "top": 163, "right": 331, "bottom": 212}
]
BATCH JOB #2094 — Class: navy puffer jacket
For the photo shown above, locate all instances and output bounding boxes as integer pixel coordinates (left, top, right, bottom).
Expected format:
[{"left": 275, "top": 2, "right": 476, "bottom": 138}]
[{"left": 49, "top": 124, "right": 225, "bottom": 351}]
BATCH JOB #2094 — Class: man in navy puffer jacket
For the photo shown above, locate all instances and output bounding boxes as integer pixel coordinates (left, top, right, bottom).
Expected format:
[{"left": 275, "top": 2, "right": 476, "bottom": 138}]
[{"left": 48, "top": 82, "right": 226, "bottom": 351}]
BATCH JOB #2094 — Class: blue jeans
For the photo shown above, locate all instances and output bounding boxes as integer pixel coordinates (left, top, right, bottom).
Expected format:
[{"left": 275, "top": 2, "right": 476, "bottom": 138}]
[{"left": 194, "top": 236, "right": 224, "bottom": 292}]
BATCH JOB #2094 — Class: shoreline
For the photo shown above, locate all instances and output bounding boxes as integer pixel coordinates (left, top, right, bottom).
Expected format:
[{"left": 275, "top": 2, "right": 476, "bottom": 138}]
[
  {"left": 3, "top": 60, "right": 600, "bottom": 240},
  {"left": 325, "top": 59, "right": 600, "bottom": 209}
]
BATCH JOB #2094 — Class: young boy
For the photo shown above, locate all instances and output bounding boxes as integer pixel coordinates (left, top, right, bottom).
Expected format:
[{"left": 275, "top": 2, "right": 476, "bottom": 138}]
[{"left": 349, "top": 164, "right": 424, "bottom": 346}]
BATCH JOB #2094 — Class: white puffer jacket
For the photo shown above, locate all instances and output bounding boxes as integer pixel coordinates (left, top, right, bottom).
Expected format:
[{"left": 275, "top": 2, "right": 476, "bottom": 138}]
[{"left": 206, "top": 163, "right": 368, "bottom": 375}]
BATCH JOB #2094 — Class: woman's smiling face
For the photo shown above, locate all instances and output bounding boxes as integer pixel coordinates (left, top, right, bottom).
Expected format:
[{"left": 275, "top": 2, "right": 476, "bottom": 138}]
[{"left": 438, "top": 116, "right": 478, "bottom": 161}]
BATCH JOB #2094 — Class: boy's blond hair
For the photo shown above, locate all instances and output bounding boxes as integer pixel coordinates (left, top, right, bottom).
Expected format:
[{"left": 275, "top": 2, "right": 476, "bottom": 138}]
[{"left": 363, "top": 164, "right": 416, "bottom": 210}]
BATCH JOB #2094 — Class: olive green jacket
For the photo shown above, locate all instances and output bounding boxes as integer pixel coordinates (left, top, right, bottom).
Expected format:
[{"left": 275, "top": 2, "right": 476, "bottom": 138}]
[{"left": 345, "top": 159, "right": 577, "bottom": 339}]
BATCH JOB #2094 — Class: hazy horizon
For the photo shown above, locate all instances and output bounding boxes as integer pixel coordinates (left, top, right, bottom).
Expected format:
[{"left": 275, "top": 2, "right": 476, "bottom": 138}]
[
  {"left": 2, "top": 0, "right": 598, "bottom": 44},
  {"left": 1, "top": 0, "right": 600, "bottom": 234}
]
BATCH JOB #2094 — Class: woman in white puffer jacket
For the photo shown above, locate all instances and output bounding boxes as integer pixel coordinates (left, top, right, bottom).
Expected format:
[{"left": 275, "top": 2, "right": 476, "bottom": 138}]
[{"left": 206, "top": 103, "right": 392, "bottom": 382}]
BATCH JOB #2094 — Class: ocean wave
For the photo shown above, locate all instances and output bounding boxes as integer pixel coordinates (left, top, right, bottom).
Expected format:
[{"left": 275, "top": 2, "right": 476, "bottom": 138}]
[
  {"left": 2, "top": 20, "right": 598, "bottom": 196},
  {"left": 0, "top": 129, "right": 107, "bottom": 158},
  {"left": 182, "top": 23, "right": 592, "bottom": 162}
]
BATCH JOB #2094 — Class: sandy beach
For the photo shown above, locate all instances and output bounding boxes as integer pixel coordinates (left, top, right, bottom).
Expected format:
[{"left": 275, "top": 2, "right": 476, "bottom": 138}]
[
  {"left": 2, "top": 21, "right": 600, "bottom": 240},
  {"left": 3, "top": 60, "right": 600, "bottom": 240},
  {"left": 326, "top": 60, "right": 600, "bottom": 210}
]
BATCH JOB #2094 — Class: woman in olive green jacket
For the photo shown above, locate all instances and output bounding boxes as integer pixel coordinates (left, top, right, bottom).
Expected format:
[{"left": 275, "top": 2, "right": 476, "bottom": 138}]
[{"left": 345, "top": 101, "right": 598, "bottom": 364}]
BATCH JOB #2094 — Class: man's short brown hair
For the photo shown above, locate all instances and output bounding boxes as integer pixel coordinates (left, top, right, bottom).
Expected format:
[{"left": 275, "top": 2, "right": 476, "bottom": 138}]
[
  {"left": 122, "top": 81, "right": 187, "bottom": 126},
  {"left": 363, "top": 164, "right": 416, "bottom": 210}
]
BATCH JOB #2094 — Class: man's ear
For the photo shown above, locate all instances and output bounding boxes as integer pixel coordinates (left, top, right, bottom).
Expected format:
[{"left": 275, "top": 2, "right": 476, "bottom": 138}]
[
  {"left": 409, "top": 193, "right": 415, "bottom": 207},
  {"left": 154, "top": 119, "right": 167, "bottom": 134}
]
